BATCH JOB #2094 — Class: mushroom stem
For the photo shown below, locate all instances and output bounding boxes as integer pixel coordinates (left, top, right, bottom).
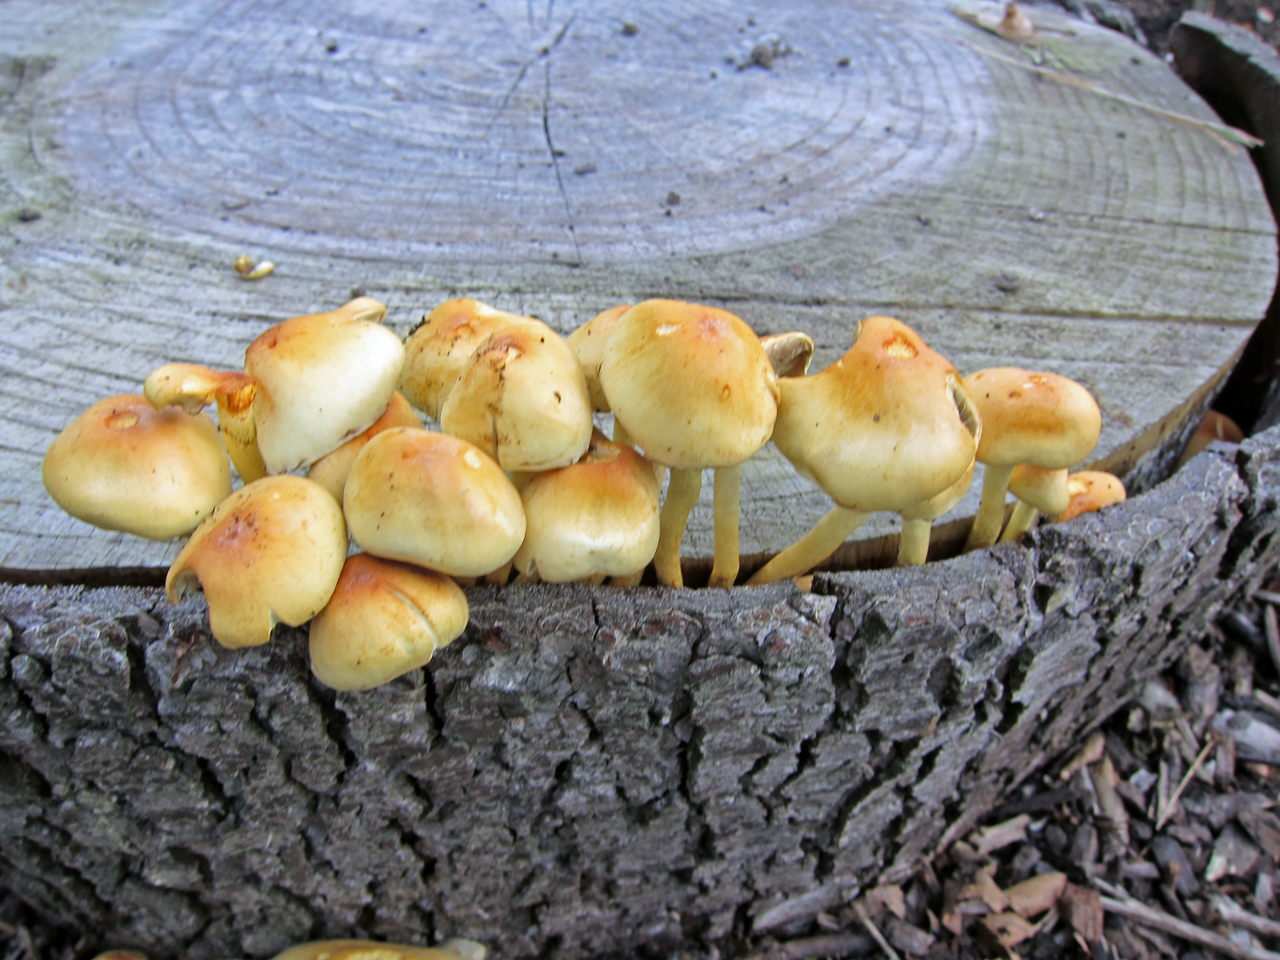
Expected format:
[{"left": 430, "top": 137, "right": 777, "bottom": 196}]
[
  {"left": 485, "top": 561, "right": 513, "bottom": 586},
  {"left": 610, "top": 570, "right": 644, "bottom": 588},
  {"left": 579, "top": 573, "right": 607, "bottom": 586},
  {"left": 964, "top": 463, "right": 1016, "bottom": 551},
  {"left": 654, "top": 467, "right": 703, "bottom": 588},
  {"left": 747, "top": 506, "right": 870, "bottom": 585},
  {"left": 708, "top": 464, "right": 742, "bottom": 588},
  {"left": 896, "top": 517, "right": 934, "bottom": 567},
  {"left": 611, "top": 418, "right": 634, "bottom": 451},
  {"left": 999, "top": 501, "right": 1040, "bottom": 543}
]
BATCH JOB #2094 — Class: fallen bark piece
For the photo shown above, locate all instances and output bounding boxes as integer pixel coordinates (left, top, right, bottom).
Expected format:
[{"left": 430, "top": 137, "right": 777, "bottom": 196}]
[
  {"left": 1004, "top": 871, "right": 1068, "bottom": 918},
  {"left": 1151, "top": 836, "right": 1202, "bottom": 898},
  {"left": 1213, "top": 711, "right": 1280, "bottom": 765},
  {"left": 960, "top": 870, "right": 1010, "bottom": 913},
  {"left": 1100, "top": 894, "right": 1280, "bottom": 960},
  {"left": 883, "top": 916, "right": 933, "bottom": 957},
  {"left": 969, "top": 815, "right": 1032, "bottom": 856},
  {"left": 1240, "top": 807, "right": 1280, "bottom": 861},
  {"left": 1206, "top": 824, "right": 1264, "bottom": 882},
  {"left": 1061, "top": 882, "right": 1104, "bottom": 945}
]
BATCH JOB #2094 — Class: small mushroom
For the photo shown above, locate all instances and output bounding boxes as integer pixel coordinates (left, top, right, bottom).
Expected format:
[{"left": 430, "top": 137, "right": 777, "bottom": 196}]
[
  {"left": 749, "top": 317, "right": 979, "bottom": 583},
  {"left": 1055, "top": 470, "right": 1126, "bottom": 522},
  {"left": 307, "top": 391, "right": 421, "bottom": 501},
  {"left": 997, "top": 463, "right": 1070, "bottom": 543},
  {"left": 599, "top": 299, "right": 779, "bottom": 588},
  {"left": 270, "top": 940, "right": 478, "bottom": 960},
  {"left": 511, "top": 432, "right": 661, "bottom": 583},
  {"left": 343, "top": 427, "right": 526, "bottom": 578},
  {"left": 309, "top": 553, "right": 469, "bottom": 691},
  {"left": 439, "top": 315, "right": 593, "bottom": 472},
  {"left": 42, "top": 394, "right": 232, "bottom": 539},
  {"left": 961, "top": 367, "right": 1101, "bottom": 551},
  {"left": 567, "top": 304, "right": 633, "bottom": 445},
  {"left": 166, "top": 476, "right": 347, "bottom": 648},
  {"left": 246, "top": 297, "right": 405, "bottom": 474},
  {"left": 1177, "top": 409, "right": 1244, "bottom": 467},
  {"left": 144, "top": 362, "right": 265, "bottom": 482},
  {"left": 400, "top": 298, "right": 529, "bottom": 420}
]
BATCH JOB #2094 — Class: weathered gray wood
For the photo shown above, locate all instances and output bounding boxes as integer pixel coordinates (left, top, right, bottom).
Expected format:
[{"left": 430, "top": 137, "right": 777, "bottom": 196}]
[
  {"left": 0, "top": 0, "right": 1274, "bottom": 572},
  {"left": 5, "top": 427, "right": 1280, "bottom": 960}
]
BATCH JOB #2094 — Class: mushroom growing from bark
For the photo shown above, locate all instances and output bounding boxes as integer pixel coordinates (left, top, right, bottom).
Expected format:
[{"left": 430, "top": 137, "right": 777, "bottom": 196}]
[
  {"left": 246, "top": 297, "right": 405, "bottom": 474},
  {"left": 439, "top": 315, "right": 593, "bottom": 472},
  {"left": 42, "top": 394, "right": 232, "bottom": 539},
  {"left": 749, "top": 316, "right": 980, "bottom": 584},
  {"left": 599, "top": 299, "right": 779, "bottom": 588},
  {"left": 1056, "top": 470, "right": 1126, "bottom": 522},
  {"left": 166, "top": 475, "right": 347, "bottom": 648},
  {"left": 997, "top": 463, "right": 1070, "bottom": 543},
  {"left": 343, "top": 427, "right": 526, "bottom": 578},
  {"left": 511, "top": 432, "right": 661, "bottom": 584},
  {"left": 309, "top": 553, "right": 469, "bottom": 691},
  {"left": 961, "top": 367, "right": 1102, "bottom": 551}
]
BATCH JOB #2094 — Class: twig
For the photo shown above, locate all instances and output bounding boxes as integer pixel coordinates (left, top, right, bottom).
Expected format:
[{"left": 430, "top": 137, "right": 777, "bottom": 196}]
[
  {"left": 1155, "top": 739, "right": 1214, "bottom": 831},
  {"left": 741, "top": 931, "right": 878, "bottom": 960},
  {"left": 938, "top": 22, "right": 1264, "bottom": 152},
  {"left": 1211, "top": 894, "right": 1280, "bottom": 940},
  {"left": 1253, "top": 589, "right": 1280, "bottom": 606},
  {"left": 1254, "top": 688, "right": 1280, "bottom": 721},
  {"left": 1100, "top": 895, "right": 1280, "bottom": 960},
  {"left": 852, "top": 902, "right": 903, "bottom": 960},
  {"left": 1264, "top": 603, "right": 1280, "bottom": 679}
]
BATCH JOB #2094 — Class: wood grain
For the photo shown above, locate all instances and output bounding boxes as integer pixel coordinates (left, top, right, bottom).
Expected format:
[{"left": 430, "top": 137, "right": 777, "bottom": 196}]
[{"left": 0, "top": 0, "right": 1274, "bottom": 572}]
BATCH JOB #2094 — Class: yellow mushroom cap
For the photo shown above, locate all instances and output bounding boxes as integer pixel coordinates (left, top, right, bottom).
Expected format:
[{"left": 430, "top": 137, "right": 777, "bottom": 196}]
[
  {"left": 1007, "top": 463, "right": 1071, "bottom": 515},
  {"left": 309, "top": 553, "right": 469, "bottom": 691},
  {"left": 1057, "top": 470, "right": 1127, "bottom": 522},
  {"left": 307, "top": 391, "right": 421, "bottom": 501},
  {"left": 270, "top": 941, "right": 468, "bottom": 960},
  {"left": 567, "top": 304, "right": 632, "bottom": 412},
  {"left": 512, "top": 435, "right": 661, "bottom": 582},
  {"left": 439, "top": 316, "right": 594, "bottom": 471},
  {"left": 166, "top": 476, "right": 348, "bottom": 649},
  {"left": 399, "top": 298, "right": 528, "bottom": 419},
  {"left": 343, "top": 427, "right": 526, "bottom": 577},
  {"left": 963, "top": 367, "right": 1102, "bottom": 470},
  {"left": 246, "top": 297, "right": 405, "bottom": 474},
  {"left": 771, "top": 316, "right": 980, "bottom": 513},
  {"left": 42, "top": 394, "right": 232, "bottom": 540},
  {"left": 598, "top": 299, "right": 779, "bottom": 469}
]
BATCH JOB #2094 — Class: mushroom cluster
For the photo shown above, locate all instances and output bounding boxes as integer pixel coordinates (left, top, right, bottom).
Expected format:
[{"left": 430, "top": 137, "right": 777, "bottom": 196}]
[{"left": 43, "top": 295, "right": 1128, "bottom": 690}]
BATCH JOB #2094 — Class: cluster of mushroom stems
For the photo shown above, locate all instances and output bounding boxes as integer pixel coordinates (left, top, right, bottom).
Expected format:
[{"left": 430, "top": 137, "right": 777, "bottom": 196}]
[{"left": 42, "top": 296, "right": 1127, "bottom": 691}]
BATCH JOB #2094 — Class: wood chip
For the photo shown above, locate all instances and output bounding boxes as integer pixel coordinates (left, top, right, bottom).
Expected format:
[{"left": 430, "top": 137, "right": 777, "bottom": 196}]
[
  {"left": 1240, "top": 806, "right": 1280, "bottom": 861},
  {"left": 1101, "top": 893, "right": 1280, "bottom": 960},
  {"left": 960, "top": 869, "right": 1009, "bottom": 913},
  {"left": 1061, "top": 882, "right": 1104, "bottom": 945},
  {"left": 968, "top": 814, "right": 1031, "bottom": 856},
  {"left": 862, "top": 883, "right": 906, "bottom": 920},
  {"left": 1209, "top": 893, "right": 1280, "bottom": 940},
  {"left": 1091, "top": 754, "right": 1130, "bottom": 845},
  {"left": 1004, "top": 871, "right": 1068, "bottom": 918},
  {"left": 1206, "top": 823, "right": 1263, "bottom": 882},
  {"left": 1059, "top": 731, "right": 1106, "bottom": 781},
  {"left": 978, "top": 911, "right": 1039, "bottom": 949},
  {"left": 884, "top": 916, "right": 934, "bottom": 957}
]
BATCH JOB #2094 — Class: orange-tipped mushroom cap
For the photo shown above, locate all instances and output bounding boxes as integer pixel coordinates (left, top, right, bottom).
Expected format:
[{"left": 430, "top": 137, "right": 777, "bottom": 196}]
[
  {"left": 400, "top": 298, "right": 529, "bottom": 419},
  {"left": 309, "top": 554, "right": 469, "bottom": 691},
  {"left": 771, "top": 317, "right": 980, "bottom": 513},
  {"left": 1057, "top": 470, "right": 1126, "bottom": 522},
  {"left": 963, "top": 367, "right": 1101, "bottom": 470},
  {"left": 439, "top": 316, "right": 593, "bottom": 471},
  {"left": 512, "top": 435, "right": 661, "bottom": 582},
  {"left": 1007, "top": 463, "right": 1071, "bottom": 516},
  {"left": 598, "top": 299, "right": 779, "bottom": 469},
  {"left": 344, "top": 427, "right": 525, "bottom": 577},
  {"left": 42, "top": 394, "right": 232, "bottom": 540},
  {"left": 246, "top": 297, "right": 405, "bottom": 474},
  {"left": 166, "top": 476, "right": 347, "bottom": 648},
  {"left": 307, "top": 391, "right": 421, "bottom": 501}
]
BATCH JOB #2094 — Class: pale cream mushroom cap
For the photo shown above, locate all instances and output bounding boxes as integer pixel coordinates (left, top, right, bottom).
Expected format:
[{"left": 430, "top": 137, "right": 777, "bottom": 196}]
[
  {"left": 42, "top": 394, "right": 232, "bottom": 540},
  {"left": 400, "top": 298, "right": 528, "bottom": 419},
  {"left": 759, "top": 330, "right": 815, "bottom": 378},
  {"left": 246, "top": 297, "right": 405, "bottom": 474},
  {"left": 344, "top": 427, "right": 526, "bottom": 577},
  {"left": 270, "top": 941, "right": 471, "bottom": 960},
  {"left": 963, "top": 367, "right": 1102, "bottom": 470},
  {"left": 309, "top": 553, "right": 469, "bottom": 691},
  {"left": 1057, "top": 470, "right": 1127, "bottom": 522},
  {"left": 143, "top": 362, "right": 265, "bottom": 483},
  {"left": 166, "top": 476, "right": 347, "bottom": 649},
  {"left": 512, "top": 435, "right": 661, "bottom": 582},
  {"left": 439, "top": 316, "right": 593, "bottom": 471},
  {"left": 1007, "top": 463, "right": 1071, "bottom": 516},
  {"left": 772, "top": 317, "right": 980, "bottom": 513},
  {"left": 598, "top": 299, "right": 779, "bottom": 469},
  {"left": 307, "top": 391, "right": 421, "bottom": 501},
  {"left": 567, "top": 304, "right": 631, "bottom": 412}
]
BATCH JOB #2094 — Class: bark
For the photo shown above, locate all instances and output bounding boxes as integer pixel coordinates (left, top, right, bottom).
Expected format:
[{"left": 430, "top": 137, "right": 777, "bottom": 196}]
[{"left": 4, "top": 428, "right": 1280, "bottom": 960}]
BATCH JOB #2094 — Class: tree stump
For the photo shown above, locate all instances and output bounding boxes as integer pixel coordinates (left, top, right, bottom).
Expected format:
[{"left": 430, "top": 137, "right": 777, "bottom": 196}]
[{"left": 2, "top": 2, "right": 1279, "bottom": 958}]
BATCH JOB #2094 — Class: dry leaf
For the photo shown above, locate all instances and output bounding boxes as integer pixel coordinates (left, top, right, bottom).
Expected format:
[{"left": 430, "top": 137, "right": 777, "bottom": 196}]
[
  {"left": 862, "top": 884, "right": 907, "bottom": 920},
  {"left": 1060, "top": 882, "right": 1104, "bottom": 945},
  {"left": 961, "top": 869, "right": 1010, "bottom": 913},
  {"left": 969, "top": 814, "right": 1031, "bottom": 856},
  {"left": 979, "top": 911, "right": 1039, "bottom": 948}
]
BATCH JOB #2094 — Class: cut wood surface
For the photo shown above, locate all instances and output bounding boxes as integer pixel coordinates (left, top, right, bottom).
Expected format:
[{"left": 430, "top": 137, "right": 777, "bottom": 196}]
[
  {"left": 5, "top": 430, "right": 1280, "bottom": 960},
  {"left": 0, "top": 0, "right": 1274, "bottom": 573}
]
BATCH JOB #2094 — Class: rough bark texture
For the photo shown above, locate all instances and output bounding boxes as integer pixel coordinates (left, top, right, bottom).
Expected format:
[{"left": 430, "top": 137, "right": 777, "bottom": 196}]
[{"left": 4, "top": 426, "right": 1280, "bottom": 960}]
